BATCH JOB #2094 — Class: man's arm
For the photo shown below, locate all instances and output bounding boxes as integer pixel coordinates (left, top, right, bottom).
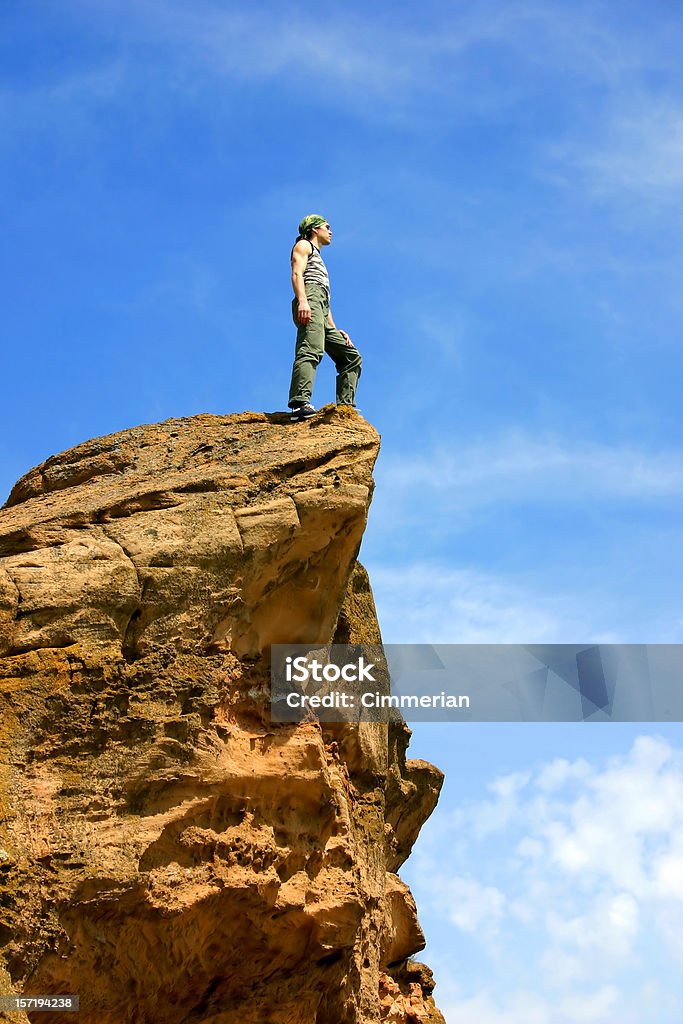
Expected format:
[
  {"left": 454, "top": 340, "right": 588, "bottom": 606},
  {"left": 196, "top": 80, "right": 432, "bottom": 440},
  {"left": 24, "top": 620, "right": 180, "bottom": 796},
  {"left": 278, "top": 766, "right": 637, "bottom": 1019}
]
[
  {"left": 327, "top": 308, "right": 355, "bottom": 347},
  {"left": 291, "top": 241, "right": 312, "bottom": 325}
]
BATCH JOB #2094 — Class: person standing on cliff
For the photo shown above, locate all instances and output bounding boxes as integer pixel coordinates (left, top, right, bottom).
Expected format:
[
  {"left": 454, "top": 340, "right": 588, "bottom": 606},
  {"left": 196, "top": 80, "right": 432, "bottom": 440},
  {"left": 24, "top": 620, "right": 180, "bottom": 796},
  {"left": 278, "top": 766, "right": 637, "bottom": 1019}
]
[{"left": 287, "top": 214, "right": 362, "bottom": 422}]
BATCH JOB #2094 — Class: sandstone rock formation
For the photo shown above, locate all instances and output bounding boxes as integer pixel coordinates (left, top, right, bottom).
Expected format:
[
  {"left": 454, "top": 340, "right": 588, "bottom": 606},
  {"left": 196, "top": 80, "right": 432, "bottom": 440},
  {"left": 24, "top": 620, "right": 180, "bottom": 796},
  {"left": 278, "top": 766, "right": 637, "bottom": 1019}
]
[{"left": 0, "top": 408, "right": 444, "bottom": 1024}]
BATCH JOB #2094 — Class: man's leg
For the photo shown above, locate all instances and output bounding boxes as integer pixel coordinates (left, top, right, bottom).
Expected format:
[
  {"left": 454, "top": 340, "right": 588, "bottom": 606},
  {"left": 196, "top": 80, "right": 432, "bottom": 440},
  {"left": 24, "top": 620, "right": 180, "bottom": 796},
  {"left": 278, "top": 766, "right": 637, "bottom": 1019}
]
[
  {"left": 324, "top": 327, "right": 362, "bottom": 406},
  {"left": 288, "top": 289, "right": 326, "bottom": 407}
]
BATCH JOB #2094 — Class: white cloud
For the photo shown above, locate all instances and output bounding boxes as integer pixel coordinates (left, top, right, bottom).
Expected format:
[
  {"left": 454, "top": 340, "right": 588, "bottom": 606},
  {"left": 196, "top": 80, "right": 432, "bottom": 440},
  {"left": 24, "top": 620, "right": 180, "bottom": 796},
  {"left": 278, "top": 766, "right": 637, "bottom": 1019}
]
[
  {"left": 558, "top": 985, "right": 620, "bottom": 1023},
  {"left": 365, "top": 560, "right": 624, "bottom": 645},
  {"left": 0, "top": 60, "right": 127, "bottom": 142},
  {"left": 515, "top": 836, "right": 544, "bottom": 859},
  {"left": 64, "top": 0, "right": 520, "bottom": 117},
  {"left": 545, "top": 891, "right": 639, "bottom": 958},
  {"left": 535, "top": 756, "right": 592, "bottom": 791},
  {"left": 438, "top": 982, "right": 621, "bottom": 1024},
  {"left": 366, "top": 562, "right": 587, "bottom": 644},
  {"left": 365, "top": 432, "right": 683, "bottom": 646},
  {"left": 464, "top": 771, "right": 532, "bottom": 839},
  {"left": 440, "top": 875, "right": 507, "bottom": 933},
  {"left": 51, "top": 0, "right": 683, "bottom": 133},
  {"left": 406, "top": 736, "right": 683, "bottom": 1022},
  {"left": 376, "top": 433, "right": 683, "bottom": 510},
  {"left": 439, "top": 988, "right": 552, "bottom": 1024},
  {"left": 565, "top": 103, "right": 683, "bottom": 201},
  {"left": 509, "top": 737, "right": 683, "bottom": 902},
  {"left": 653, "top": 851, "right": 683, "bottom": 900}
]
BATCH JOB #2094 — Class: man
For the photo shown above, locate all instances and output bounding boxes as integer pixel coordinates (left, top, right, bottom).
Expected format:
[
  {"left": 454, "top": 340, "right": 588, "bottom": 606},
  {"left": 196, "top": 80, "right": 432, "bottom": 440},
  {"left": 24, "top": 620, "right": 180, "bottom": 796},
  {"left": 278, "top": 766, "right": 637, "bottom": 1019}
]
[{"left": 287, "top": 214, "right": 362, "bottom": 422}]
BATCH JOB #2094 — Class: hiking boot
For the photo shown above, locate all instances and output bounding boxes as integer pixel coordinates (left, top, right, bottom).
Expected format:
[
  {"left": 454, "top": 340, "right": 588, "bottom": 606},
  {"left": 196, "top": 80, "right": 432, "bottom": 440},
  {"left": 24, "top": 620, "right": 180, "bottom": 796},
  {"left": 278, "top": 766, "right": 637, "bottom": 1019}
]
[{"left": 290, "top": 402, "right": 316, "bottom": 422}]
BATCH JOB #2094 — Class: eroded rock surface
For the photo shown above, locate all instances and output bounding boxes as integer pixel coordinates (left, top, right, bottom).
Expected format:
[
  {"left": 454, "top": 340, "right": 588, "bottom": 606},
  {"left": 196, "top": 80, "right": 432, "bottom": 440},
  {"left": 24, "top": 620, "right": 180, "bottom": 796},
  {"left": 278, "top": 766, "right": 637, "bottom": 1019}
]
[{"left": 0, "top": 408, "right": 444, "bottom": 1024}]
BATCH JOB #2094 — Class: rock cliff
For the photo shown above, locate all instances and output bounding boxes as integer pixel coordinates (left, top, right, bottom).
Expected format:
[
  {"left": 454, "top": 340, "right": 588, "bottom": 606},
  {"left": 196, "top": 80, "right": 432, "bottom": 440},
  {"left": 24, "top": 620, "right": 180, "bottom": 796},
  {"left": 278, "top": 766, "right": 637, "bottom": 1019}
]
[{"left": 0, "top": 408, "right": 444, "bottom": 1024}]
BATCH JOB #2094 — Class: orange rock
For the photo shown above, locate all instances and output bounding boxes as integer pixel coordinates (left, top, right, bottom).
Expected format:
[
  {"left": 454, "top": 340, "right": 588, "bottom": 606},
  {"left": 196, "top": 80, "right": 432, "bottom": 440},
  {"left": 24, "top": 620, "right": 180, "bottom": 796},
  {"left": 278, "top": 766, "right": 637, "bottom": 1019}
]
[{"left": 0, "top": 408, "right": 444, "bottom": 1023}]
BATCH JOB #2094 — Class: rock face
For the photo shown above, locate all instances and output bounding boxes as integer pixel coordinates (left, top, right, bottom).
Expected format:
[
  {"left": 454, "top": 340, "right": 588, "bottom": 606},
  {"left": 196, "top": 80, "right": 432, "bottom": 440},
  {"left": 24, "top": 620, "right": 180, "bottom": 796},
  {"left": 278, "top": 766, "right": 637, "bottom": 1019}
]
[{"left": 0, "top": 408, "right": 444, "bottom": 1024}]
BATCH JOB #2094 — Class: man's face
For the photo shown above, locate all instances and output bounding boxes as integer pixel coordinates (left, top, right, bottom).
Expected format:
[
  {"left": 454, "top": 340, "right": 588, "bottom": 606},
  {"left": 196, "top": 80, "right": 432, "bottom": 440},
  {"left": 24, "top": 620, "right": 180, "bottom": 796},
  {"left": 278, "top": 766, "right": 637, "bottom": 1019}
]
[{"left": 314, "top": 222, "right": 333, "bottom": 246}]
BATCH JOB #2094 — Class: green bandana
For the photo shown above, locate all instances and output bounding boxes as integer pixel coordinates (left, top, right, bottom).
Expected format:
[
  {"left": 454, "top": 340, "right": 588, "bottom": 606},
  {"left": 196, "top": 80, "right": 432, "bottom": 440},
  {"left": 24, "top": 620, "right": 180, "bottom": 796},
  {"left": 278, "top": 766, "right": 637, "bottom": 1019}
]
[{"left": 297, "top": 214, "right": 327, "bottom": 239}]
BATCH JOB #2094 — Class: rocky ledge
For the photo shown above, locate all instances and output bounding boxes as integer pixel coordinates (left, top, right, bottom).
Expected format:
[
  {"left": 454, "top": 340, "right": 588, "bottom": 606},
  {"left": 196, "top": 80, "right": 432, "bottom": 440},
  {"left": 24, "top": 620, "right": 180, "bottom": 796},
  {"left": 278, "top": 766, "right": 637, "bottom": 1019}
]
[{"left": 0, "top": 407, "right": 444, "bottom": 1024}]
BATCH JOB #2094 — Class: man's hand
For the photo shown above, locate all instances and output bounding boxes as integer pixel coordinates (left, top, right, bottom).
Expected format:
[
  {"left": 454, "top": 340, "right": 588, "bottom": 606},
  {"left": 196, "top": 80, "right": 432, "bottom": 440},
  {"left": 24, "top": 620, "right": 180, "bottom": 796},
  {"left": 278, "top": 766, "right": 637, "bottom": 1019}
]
[
  {"left": 339, "top": 330, "right": 354, "bottom": 347},
  {"left": 297, "top": 303, "right": 312, "bottom": 325}
]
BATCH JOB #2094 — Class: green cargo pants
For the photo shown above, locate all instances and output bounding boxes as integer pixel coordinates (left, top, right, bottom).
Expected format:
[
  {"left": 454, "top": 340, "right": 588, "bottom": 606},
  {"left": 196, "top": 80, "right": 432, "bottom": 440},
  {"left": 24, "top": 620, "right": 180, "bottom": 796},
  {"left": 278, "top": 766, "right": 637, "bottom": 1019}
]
[{"left": 288, "top": 284, "right": 362, "bottom": 407}]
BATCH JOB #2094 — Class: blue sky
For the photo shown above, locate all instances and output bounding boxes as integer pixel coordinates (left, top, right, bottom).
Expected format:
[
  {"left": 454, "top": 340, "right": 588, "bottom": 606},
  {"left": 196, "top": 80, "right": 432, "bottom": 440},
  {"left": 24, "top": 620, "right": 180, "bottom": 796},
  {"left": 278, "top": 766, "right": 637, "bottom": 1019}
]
[{"left": 2, "top": 1, "right": 683, "bottom": 1020}]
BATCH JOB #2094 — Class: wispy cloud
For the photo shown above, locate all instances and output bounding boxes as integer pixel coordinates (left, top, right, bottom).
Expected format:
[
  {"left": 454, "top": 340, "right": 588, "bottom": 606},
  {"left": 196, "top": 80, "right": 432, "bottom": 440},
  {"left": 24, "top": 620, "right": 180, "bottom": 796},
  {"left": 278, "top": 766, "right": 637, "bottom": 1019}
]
[
  {"left": 376, "top": 432, "right": 683, "bottom": 509},
  {"left": 440, "top": 875, "right": 506, "bottom": 934},
  {"left": 584, "top": 106, "right": 683, "bottom": 193},
  {"left": 8, "top": 0, "right": 683, "bottom": 217},
  {"left": 365, "top": 562, "right": 616, "bottom": 644},
  {"left": 552, "top": 100, "right": 683, "bottom": 206},
  {"left": 409, "top": 736, "right": 683, "bottom": 1023},
  {"left": 0, "top": 2, "right": 515, "bottom": 141},
  {"left": 437, "top": 984, "right": 620, "bottom": 1024},
  {"left": 0, "top": 60, "right": 126, "bottom": 138},
  {"left": 64, "top": 0, "right": 506, "bottom": 114},
  {"left": 52, "top": 0, "right": 683, "bottom": 130},
  {"left": 364, "top": 430, "right": 683, "bottom": 643}
]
